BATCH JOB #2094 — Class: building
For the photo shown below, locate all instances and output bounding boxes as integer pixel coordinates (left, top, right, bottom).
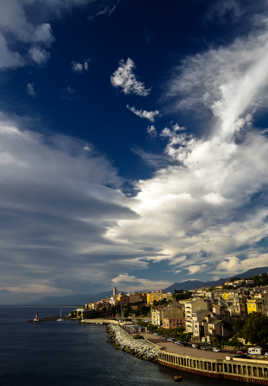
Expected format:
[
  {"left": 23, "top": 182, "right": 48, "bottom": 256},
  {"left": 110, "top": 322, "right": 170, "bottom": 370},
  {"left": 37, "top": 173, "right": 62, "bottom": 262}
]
[
  {"left": 162, "top": 318, "right": 184, "bottom": 329},
  {"left": 146, "top": 290, "right": 164, "bottom": 305},
  {"left": 128, "top": 293, "right": 144, "bottom": 304},
  {"left": 151, "top": 307, "right": 163, "bottom": 326},
  {"left": 182, "top": 298, "right": 209, "bottom": 334},
  {"left": 247, "top": 298, "right": 264, "bottom": 314}
]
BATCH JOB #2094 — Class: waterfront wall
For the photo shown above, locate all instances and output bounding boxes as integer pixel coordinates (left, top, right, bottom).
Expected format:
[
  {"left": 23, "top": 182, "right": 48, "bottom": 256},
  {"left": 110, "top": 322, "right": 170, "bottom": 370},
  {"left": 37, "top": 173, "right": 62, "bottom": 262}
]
[
  {"left": 158, "top": 350, "right": 268, "bottom": 384},
  {"left": 107, "top": 324, "right": 159, "bottom": 361}
]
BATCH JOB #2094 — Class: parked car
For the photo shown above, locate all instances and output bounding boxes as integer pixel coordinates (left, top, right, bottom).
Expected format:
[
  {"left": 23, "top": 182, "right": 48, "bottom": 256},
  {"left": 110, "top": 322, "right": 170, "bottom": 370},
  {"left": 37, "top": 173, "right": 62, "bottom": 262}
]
[
  {"left": 264, "top": 352, "right": 268, "bottom": 357},
  {"left": 248, "top": 347, "right": 262, "bottom": 355},
  {"left": 212, "top": 347, "right": 221, "bottom": 352}
]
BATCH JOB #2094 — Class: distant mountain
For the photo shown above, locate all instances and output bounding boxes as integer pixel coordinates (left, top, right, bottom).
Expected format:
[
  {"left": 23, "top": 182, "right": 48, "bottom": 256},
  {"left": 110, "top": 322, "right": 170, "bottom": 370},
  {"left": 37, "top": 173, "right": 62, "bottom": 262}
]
[
  {"left": 164, "top": 266, "right": 268, "bottom": 292},
  {"left": 234, "top": 266, "right": 268, "bottom": 279},
  {"left": 34, "top": 266, "right": 268, "bottom": 306},
  {"left": 165, "top": 280, "right": 209, "bottom": 292}
]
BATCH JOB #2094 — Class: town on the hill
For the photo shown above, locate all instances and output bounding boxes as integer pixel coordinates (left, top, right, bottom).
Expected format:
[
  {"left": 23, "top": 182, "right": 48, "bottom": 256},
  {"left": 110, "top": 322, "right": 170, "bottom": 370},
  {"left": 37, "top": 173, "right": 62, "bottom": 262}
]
[{"left": 70, "top": 272, "right": 268, "bottom": 354}]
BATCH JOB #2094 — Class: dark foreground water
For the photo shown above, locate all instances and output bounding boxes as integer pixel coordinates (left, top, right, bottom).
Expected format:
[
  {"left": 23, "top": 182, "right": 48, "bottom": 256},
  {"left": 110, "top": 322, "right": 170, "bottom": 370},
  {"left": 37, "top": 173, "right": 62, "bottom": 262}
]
[{"left": 0, "top": 307, "right": 239, "bottom": 386}]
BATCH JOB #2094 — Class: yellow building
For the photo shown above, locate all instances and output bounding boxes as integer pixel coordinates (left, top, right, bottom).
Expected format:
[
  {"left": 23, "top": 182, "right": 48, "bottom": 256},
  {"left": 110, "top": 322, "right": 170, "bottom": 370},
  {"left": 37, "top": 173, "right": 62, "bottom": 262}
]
[
  {"left": 146, "top": 290, "right": 163, "bottom": 305},
  {"left": 221, "top": 292, "right": 231, "bottom": 301},
  {"left": 246, "top": 299, "right": 263, "bottom": 314}
]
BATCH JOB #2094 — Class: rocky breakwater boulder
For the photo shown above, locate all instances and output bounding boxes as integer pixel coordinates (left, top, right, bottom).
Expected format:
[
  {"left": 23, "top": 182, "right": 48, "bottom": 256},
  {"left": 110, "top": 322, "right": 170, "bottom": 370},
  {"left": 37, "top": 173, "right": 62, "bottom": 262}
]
[{"left": 107, "top": 324, "right": 159, "bottom": 362}]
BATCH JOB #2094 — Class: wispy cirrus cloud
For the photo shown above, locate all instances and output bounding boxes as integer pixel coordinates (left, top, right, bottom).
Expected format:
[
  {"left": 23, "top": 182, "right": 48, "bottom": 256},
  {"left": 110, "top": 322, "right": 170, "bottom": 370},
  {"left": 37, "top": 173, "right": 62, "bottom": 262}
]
[{"left": 111, "top": 58, "right": 150, "bottom": 96}]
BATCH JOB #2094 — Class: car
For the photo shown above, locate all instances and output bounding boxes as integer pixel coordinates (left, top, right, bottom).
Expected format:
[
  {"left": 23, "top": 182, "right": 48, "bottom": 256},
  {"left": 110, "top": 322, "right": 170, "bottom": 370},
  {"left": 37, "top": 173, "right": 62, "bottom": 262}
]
[
  {"left": 175, "top": 341, "right": 182, "bottom": 345},
  {"left": 167, "top": 338, "right": 173, "bottom": 342},
  {"left": 212, "top": 347, "right": 221, "bottom": 352},
  {"left": 236, "top": 351, "right": 244, "bottom": 355},
  {"left": 264, "top": 352, "right": 268, "bottom": 357}
]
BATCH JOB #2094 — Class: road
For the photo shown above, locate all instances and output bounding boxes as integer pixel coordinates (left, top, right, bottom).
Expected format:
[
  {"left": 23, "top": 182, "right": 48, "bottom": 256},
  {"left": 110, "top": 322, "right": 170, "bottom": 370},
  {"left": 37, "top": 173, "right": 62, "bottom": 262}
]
[{"left": 143, "top": 333, "right": 229, "bottom": 360}]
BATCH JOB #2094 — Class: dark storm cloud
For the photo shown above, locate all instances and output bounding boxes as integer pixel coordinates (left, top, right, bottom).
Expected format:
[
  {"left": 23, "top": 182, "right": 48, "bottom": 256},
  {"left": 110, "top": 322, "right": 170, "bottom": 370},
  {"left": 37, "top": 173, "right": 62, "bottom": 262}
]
[{"left": 0, "top": 114, "right": 141, "bottom": 302}]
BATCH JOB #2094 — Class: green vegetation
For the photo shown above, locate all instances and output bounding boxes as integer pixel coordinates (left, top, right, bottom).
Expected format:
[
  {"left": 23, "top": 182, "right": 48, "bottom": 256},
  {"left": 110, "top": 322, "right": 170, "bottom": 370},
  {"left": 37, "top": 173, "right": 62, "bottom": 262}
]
[
  {"left": 146, "top": 323, "right": 192, "bottom": 342},
  {"left": 252, "top": 273, "right": 268, "bottom": 287},
  {"left": 172, "top": 290, "right": 192, "bottom": 301},
  {"left": 240, "top": 312, "right": 268, "bottom": 347},
  {"left": 152, "top": 298, "right": 171, "bottom": 307}
]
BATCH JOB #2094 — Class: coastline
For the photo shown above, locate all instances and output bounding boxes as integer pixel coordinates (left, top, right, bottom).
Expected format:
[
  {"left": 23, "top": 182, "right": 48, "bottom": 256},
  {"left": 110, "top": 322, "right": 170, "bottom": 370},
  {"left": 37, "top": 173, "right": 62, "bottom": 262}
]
[
  {"left": 106, "top": 324, "right": 159, "bottom": 362},
  {"left": 102, "top": 322, "right": 268, "bottom": 385}
]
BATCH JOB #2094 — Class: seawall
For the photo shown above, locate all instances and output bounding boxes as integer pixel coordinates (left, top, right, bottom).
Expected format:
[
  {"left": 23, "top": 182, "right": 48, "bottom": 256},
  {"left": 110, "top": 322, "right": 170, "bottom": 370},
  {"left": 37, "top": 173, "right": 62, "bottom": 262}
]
[{"left": 158, "top": 350, "right": 268, "bottom": 384}]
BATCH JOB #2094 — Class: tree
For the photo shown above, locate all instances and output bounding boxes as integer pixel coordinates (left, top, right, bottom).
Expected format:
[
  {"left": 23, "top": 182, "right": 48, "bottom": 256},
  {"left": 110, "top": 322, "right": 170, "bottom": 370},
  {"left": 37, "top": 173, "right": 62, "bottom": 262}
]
[
  {"left": 241, "top": 313, "right": 268, "bottom": 347},
  {"left": 173, "top": 290, "right": 192, "bottom": 301}
]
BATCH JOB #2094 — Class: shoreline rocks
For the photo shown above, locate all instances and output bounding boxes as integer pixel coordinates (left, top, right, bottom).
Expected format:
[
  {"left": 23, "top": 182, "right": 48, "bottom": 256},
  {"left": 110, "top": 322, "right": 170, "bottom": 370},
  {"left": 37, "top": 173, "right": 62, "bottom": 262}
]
[{"left": 107, "top": 324, "right": 159, "bottom": 362}]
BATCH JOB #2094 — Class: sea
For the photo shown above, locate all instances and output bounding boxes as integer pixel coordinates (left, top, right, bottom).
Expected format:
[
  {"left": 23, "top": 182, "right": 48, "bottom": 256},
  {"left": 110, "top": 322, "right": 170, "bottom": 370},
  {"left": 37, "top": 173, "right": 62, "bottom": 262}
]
[{"left": 0, "top": 306, "right": 239, "bottom": 386}]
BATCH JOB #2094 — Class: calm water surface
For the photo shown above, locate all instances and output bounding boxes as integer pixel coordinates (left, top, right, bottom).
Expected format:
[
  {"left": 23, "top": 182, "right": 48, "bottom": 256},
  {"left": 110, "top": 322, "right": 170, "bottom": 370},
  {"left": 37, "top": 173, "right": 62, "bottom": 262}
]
[{"left": 0, "top": 306, "right": 239, "bottom": 386}]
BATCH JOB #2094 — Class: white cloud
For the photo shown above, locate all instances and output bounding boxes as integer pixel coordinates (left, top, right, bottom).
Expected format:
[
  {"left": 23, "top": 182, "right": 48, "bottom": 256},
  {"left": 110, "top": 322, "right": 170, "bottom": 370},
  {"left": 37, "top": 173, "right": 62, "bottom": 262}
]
[
  {"left": 147, "top": 125, "right": 157, "bottom": 136},
  {"left": 2, "top": 282, "right": 72, "bottom": 295},
  {"left": 26, "top": 82, "right": 36, "bottom": 97},
  {"left": 111, "top": 58, "right": 150, "bottom": 96},
  {"left": 105, "top": 11, "right": 268, "bottom": 280},
  {"left": 71, "top": 60, "right": 90, "bottom": 73},
  {"left": 187, "top": 264, "right": 207, "bottom": 275},
  {"left": 29, "top": 47, "right": 50, "bottom": 64},
  {"left": 126, "top": 105, "right": 159, "bottom": 122},
  {"left": 32, "top": 23, "right": 54, "bottom": 45},
  {"left": 0, "top": 1, "right": 112, "bottom": 70},
  {"left": 112, "top": 273, "right": 171, "bottom": 291},
  {"left": 217, "top": 256, "right": 241, "bottom": 273}
]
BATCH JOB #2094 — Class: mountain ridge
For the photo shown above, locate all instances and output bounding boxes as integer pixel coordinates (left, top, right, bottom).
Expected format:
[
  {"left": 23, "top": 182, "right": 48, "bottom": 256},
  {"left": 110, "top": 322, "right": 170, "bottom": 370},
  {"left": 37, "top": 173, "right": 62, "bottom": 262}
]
[
  {"left": 164, "top": 266, "right": 268, "bottom": 292},
  {"left": 33, "top": 266, "right": 268, "bottom": 305}
]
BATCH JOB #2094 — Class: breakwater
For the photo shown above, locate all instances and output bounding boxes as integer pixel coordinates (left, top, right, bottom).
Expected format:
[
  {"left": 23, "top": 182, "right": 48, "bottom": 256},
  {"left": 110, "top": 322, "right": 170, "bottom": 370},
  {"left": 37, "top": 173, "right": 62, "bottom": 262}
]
[{"left": 107, "top": 324, "right": 159, "bottom": 361}]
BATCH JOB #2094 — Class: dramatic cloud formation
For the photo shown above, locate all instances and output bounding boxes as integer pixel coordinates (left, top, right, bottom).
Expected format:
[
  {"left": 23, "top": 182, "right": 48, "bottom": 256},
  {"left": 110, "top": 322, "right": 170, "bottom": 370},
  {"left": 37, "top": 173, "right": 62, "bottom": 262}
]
[
  {"left": 111, "top": 58, "right": 150, "bottom": 96},
  {"left": 106, "top": 9, "right": 268, "bottom": 279},
  {"left": 0, "top": 112, "right": 140, "bottom": 303},
  {"left": 126, "top": 105, "right": 159, "bottom": 122}
]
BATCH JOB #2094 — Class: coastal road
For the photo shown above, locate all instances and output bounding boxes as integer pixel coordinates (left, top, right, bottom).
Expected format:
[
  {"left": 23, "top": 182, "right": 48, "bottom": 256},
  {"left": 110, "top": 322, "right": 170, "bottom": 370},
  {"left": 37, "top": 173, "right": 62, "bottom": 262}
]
[{"left": 143, "top": 333, "right": 228, "bottom": 360}]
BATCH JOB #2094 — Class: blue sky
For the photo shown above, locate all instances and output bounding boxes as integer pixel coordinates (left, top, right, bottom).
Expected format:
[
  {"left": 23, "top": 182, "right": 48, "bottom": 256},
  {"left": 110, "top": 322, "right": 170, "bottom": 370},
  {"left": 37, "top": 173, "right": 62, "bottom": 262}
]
[{"left": 1, "top": 0, "right": 268, "bottom": 304}]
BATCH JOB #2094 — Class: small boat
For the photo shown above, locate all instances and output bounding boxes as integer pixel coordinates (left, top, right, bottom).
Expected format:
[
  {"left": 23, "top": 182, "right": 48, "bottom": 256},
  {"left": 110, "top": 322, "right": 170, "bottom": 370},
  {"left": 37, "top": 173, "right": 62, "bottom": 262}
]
[
  {"left": 33, "top": 312, "right": 40, "bottom": 323},
  {"left": 173, "top": 375, "right": 183, "bottom": 382},
  {"left": 56, "top": 309, "right": 64, "bottom": 322}
]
